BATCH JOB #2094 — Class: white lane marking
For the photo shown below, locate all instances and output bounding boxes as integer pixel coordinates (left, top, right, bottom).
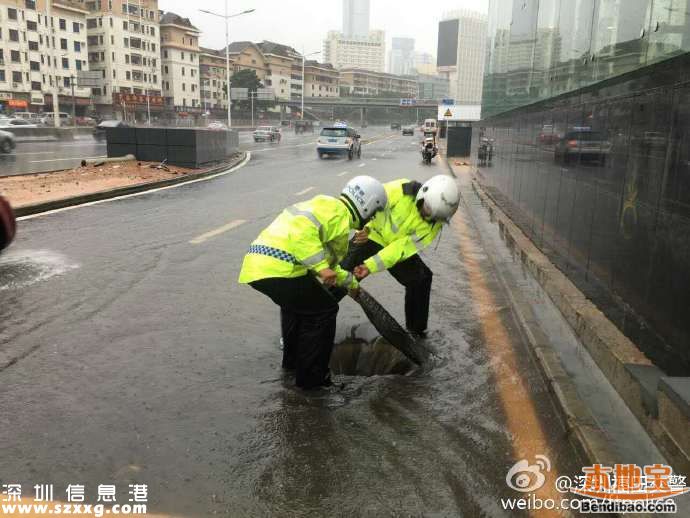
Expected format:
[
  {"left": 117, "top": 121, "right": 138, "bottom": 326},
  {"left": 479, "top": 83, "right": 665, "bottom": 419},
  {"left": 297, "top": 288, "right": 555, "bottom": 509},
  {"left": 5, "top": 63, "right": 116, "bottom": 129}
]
[
  {"left": 358, "top": 162, "right": 366, "bottom": 168},
  {"left": 17, "top": 152, "right": 252, "bottom": 220},
  {"left": 337, "top": 171, "right": 350, "bottom": 177},
  {"left": 294, "top": 186, "right": 315, "bottom": 196},
  {"left": 30, "top": 155, "right": 106, "bottom": 163},
  {"left": 17, "top": 144, "right": 107, "bottom": 156},
  {"left": 190, "top": 219, "right": 247, "bottom": 245},
  {"left": 252, "top": 142, "right": 314, "bottom": 152}
]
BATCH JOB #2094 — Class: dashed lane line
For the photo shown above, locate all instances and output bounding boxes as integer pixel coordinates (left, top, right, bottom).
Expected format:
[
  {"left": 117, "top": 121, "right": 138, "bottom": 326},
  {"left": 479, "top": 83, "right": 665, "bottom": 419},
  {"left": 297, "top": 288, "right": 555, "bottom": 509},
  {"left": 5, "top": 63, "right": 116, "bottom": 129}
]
[
  {"left": 294, "top": 186, "right": 315, "bottom": 196},
  {"left": 189, "top": 219, "right": 247, "bottom": 245}
]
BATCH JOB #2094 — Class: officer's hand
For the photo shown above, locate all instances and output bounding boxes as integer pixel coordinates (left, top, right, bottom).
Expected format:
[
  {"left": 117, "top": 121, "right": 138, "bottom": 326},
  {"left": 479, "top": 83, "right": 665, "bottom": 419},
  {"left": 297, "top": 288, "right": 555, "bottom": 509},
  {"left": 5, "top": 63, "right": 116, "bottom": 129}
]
[
  {"left": 354, "top": 265, "right": 370, "bottom": 280},
  {"left": 318, "top": 268, "right": 337, "bottom": 286},
  {"left": 353, "top": 228, "right": 369, "bottom": 244}
]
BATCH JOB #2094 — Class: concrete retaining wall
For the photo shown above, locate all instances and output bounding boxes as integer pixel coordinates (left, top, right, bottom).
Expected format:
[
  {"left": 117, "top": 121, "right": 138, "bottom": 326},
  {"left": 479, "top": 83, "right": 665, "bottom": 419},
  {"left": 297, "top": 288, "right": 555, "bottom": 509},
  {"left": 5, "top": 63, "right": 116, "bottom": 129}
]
[{"left": 106, "top": 127, "right": 239, "bottom": 168}]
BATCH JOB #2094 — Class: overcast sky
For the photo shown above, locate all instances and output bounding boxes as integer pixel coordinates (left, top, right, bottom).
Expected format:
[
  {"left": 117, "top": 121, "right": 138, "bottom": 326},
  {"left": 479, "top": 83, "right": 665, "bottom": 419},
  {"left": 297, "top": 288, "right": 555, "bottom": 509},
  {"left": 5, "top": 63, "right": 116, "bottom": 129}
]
[{"left": 159, "top": 0, "right": 489, "bottom": 57}]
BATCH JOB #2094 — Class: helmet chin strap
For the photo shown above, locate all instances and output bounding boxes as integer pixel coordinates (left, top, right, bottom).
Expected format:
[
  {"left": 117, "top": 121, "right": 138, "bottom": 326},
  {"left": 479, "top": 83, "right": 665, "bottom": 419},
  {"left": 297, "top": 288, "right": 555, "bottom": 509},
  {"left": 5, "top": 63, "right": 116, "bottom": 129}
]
[{"left": 339, "top": 194, "right": 363, "bottom": 229}]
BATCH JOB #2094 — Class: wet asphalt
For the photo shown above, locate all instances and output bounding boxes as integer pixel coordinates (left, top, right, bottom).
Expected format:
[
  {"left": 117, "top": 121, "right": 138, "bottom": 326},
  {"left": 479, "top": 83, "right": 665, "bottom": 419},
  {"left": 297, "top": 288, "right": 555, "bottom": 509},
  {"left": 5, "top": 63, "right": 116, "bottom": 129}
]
[{"left": 0, "top": 128, "right": 583, "bottom": 516}]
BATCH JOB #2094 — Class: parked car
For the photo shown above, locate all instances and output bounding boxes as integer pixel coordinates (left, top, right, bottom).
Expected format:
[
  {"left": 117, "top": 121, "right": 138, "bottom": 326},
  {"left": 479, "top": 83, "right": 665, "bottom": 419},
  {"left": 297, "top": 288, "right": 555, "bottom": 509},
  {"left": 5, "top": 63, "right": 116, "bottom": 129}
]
[
  {"left": 316, "top": 125, "right": 361, "bottom": 160},
  {"left": 554, "top": 130, "right": 611, "bottom": 165},
  {"left": 40, "top": 112, "right": 73, "bottom": 126},
  {"left": 93, "top": 119, "right": 129, "bottom": 141},
  {"left": 207, "top": 121, "right": 228, "bottom": 130},
  {"left": 0, "top": 194, "right": 16, "bottom": 253},
  {"left": 402, "top": 125, "right": 415, "bottom": 136},
  {"left": 76, "top": 116, "right": 97, "bottom": 127},
  {"left": 390, "top": 122, "right": 401, "bottom": 130},
  {"left": 0, "top": 129, "right": 16, "bottom": 154},
  {"left": 0, "top": 118, "right": 39, "bottom": 128},
  {"left": 12, "top": 112, "right": 41, "bottom": 122},
  {"left": 253, "top": 126, "right": 281, "bottom": 142}
]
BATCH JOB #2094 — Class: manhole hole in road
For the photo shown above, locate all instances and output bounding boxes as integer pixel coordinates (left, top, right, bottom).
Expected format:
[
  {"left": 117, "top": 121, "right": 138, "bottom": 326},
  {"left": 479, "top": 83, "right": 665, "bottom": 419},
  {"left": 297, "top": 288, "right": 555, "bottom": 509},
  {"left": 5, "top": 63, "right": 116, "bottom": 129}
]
[{"left": 330, "top": 336, "right": 419, "bottom": 376}]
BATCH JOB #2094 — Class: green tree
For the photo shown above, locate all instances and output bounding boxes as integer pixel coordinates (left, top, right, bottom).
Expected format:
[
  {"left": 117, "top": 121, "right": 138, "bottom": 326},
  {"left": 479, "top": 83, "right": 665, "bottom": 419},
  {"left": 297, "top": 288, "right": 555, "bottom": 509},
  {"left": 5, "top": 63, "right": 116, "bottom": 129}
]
[{"left": 229, "top": 69, "right": 275, "bottom": 113}]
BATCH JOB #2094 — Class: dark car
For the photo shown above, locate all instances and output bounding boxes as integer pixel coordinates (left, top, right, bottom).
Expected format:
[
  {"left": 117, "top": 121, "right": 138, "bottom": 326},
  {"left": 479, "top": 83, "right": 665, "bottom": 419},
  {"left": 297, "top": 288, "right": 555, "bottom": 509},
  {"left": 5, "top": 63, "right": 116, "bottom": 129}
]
[
  {"left": 0, "top": 195, "right": 16, "bottom": 252},
  {"left": 390, "top": 122, "right": 401, "bottom": 130},
  {"left": 402, "top": 126, "right": 414, "bottom": 136},
  {"left": 94, "top": 119, "right": 129, "bottom": 141},
  {"left": 294, "top": 120, "right": 314, "bottom": 134},
  {"left": 554, "top": 130, "right": 611, "bottom": 165}
]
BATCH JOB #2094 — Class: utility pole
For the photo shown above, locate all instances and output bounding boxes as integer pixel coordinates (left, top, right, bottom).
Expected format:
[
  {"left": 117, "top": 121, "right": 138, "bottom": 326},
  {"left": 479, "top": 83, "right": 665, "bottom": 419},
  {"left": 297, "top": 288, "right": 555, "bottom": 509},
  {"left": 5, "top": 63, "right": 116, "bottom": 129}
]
[
  {"left": 70, "top": 75, "right": 76, "bottom": 124},
  {"left": 47, "top": 0, "right": 61, "bottom": 128}
]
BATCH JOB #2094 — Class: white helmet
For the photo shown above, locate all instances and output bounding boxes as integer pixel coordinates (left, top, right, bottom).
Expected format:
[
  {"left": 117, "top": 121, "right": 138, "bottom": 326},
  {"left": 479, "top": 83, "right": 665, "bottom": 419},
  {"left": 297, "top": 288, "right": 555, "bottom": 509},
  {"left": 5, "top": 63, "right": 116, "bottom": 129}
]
[
  {"left": 416, "top": 175, "right": 459, "bottom": 223},
  {"left": 341, "top": 175, "right": 387, "bottom": 225}
]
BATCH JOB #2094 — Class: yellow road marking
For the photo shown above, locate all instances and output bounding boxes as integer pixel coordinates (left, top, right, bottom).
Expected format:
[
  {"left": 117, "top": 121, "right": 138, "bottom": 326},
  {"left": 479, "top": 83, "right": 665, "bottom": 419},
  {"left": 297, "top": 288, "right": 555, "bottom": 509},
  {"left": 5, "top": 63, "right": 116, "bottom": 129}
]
[{"left": 190, "top": 219, "right": 246, "bottom": 245}]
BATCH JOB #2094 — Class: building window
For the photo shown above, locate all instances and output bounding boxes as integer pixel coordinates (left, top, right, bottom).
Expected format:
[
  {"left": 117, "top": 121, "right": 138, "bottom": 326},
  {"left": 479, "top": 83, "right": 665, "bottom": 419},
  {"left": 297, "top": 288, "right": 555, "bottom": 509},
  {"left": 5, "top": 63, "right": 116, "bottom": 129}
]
[
  {"left": 0, "top": 70, "right": 5, "bottom": 82},
  {"left": 29, "top": 60, "right": 39, "bottom": 71},
  {"left": 63, "top": 77, "right": 70, "bottom": 87},
  {"left": 74, "top": 41, "right": 81, "bottom": 52},
  {"left": 59, "top": 19, "right": 66, "bottom": 30},
  {"left": 8, "top": 8, "right": 17, "bottom": 20},
  {"left": 60, "top": 38, "right": 67, "bottom": 50},
  {"left": 62, "top": 57, "right": 68, "bottom": 69},
  {"left": 29, "top": 41, "right": 38, "bottom": 51},
  {"left": 73, "top": 22, "right": 79, "bottom": 33},
  {"left": 12, "top": 71, "right": 22, "bottom": 83},
  {"left": 25, "top": 0, "right": 36, "bottom": 9},
  {"left": 76, "top": 60, "right": 82, "bottom": 71},
  {"left": 31, "top": 80, "right": 41, "bottom": 90},
  {"left": 10, "top": 50, "right": 20, "bottom": 63},
  {"left": 27, "top": 20, "right": 37, "bottom": 31},
  {"left": 9, "top": 30, "right": 19, "bottom": 42}
]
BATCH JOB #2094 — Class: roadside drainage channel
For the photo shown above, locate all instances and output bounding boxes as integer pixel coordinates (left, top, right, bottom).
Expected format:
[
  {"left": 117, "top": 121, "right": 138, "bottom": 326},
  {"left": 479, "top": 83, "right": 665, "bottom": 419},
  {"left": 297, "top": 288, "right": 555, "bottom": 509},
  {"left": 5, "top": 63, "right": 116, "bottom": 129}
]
[{"left": 457, "top": 173, "right": 666, "bottom": 468}]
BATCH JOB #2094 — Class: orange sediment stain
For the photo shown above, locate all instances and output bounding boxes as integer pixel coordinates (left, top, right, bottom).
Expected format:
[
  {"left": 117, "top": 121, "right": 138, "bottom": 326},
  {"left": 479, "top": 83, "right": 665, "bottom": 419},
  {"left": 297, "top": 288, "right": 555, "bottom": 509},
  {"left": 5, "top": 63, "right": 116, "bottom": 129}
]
[{"left": 450, "top": 180, "right": 566, "bottom": 516}]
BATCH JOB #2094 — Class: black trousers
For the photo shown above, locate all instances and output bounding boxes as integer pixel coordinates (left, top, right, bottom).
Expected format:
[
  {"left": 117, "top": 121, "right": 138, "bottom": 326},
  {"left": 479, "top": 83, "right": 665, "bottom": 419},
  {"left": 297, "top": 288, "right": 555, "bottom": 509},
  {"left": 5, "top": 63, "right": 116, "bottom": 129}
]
[
  {"left": 340, "top": 240, "right": 433, "bottom": 334},
  {"left": 250, "top": 275, "right": 339, "bottom": 389}
]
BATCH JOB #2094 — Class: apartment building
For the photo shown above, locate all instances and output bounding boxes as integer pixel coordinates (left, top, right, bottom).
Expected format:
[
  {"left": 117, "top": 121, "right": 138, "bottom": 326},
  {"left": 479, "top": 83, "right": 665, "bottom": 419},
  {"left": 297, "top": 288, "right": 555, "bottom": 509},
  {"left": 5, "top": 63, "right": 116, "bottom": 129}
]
[
  {"left": 160, "top": 11, "right": 200, "bottom": 113},
  {"left": 84, "top": 0, "right": 162, "bottom": 117},
  {"left": 0, "top": 0, "right": 91, "bottom": 115},
  {"left": 257, "top": 41, "right": 300, "bottom": 102},
  {"left": 323, "top": 30, "right": 385, "bottom": 72},
  {"left": 339, "top": 67, "right": 416, "bottom": 97},
  {"left": 303, "top": 60, "right": 338, "bottom": 97},
  {"left": 199, "top": 47, "right": 228, "bottom": 113},
  {"left": 226, "top": 41, "right": 266, "bottom": 81}
]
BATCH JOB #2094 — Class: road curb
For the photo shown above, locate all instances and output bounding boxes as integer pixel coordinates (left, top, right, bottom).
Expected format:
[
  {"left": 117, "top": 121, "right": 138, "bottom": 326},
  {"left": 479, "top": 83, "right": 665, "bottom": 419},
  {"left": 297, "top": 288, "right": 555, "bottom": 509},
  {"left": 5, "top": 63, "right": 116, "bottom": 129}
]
[
  {"left": 13, "top": 152, "right": 249, "bottom": 218},
  {"left": 461, "top": 163, "right": 690, "bottom": 474}
]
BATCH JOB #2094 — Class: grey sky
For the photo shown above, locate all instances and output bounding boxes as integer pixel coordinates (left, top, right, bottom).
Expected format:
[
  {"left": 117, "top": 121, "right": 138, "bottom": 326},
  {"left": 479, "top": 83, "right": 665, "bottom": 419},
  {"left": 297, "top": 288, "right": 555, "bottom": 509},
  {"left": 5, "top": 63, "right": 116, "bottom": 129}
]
[{"left": 159, "top": 0, "right": 489, "bottom": 58}]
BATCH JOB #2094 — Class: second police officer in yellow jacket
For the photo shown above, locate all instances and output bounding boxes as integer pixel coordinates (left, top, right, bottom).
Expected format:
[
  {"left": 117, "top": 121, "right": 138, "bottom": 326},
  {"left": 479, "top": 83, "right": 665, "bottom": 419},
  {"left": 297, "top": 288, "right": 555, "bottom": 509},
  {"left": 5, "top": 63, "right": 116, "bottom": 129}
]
[{"left": 340, "top": 175, "right": 460, "bottom": 337}]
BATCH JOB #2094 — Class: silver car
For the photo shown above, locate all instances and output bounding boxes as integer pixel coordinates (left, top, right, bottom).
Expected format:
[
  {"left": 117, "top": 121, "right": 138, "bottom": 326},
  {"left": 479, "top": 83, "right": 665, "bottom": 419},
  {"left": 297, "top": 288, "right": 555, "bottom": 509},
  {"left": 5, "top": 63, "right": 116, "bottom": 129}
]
[{"left": 0, "top": 129, "right": 16, "bottom": 154}]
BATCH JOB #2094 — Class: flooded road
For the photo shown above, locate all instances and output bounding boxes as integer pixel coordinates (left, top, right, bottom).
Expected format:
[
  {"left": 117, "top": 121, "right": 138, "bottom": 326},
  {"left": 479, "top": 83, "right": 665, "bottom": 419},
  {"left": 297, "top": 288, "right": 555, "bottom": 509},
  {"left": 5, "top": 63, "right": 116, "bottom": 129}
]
[{"left": 0, "top": 130, "right": 583, "bottom": 516}]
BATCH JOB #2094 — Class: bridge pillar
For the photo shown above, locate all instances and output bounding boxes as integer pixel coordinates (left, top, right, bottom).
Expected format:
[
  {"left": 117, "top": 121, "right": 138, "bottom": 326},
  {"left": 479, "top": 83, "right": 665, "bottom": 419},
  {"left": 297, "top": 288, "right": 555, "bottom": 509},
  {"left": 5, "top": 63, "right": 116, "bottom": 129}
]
[
  {"left": 280, "top": 104, "right": 287, "bottom": 121},
  {"left": 360, "top": 107, "right": 366, "bottom": 126}
]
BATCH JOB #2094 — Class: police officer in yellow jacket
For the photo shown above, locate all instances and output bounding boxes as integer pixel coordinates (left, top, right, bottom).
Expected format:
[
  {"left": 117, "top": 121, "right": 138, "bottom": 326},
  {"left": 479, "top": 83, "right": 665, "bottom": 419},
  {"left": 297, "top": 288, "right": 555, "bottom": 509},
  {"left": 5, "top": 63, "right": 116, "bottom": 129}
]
[
  {"left": 341, "top": 175, "right": 460, "bottom": 337},
  {"left": 239, "top": 176, "right": 387, "bottom": 389}
]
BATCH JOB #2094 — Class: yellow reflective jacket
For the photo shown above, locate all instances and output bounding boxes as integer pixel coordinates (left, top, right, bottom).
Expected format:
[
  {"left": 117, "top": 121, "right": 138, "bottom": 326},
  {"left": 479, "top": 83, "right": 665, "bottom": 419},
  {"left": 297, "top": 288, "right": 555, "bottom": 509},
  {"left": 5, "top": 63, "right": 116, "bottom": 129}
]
[
  {"left": 364, "top": 178, "right": 442, "bottom": 274},
  {"left": 238, "top": 195, "right": 359, "bottom": 289}
]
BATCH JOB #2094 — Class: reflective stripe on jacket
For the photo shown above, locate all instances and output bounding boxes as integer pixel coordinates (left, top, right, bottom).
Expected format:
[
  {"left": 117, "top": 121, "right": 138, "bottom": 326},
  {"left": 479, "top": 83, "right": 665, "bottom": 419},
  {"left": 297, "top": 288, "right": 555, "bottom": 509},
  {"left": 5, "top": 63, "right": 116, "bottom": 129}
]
[
  {"left": 364, "top": 178, "right": 441, "bottom": 274},
  {"left": 238, "top": 195, "right": 358, "bottom": 289}
]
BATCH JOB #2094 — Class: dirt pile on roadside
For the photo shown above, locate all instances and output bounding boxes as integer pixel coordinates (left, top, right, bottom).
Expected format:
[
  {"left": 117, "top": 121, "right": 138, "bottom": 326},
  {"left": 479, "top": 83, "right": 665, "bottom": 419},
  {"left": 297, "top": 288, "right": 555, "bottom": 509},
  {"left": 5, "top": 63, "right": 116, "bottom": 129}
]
[{"left": 0, "top": 161, "right": 208, "bottom": 207}]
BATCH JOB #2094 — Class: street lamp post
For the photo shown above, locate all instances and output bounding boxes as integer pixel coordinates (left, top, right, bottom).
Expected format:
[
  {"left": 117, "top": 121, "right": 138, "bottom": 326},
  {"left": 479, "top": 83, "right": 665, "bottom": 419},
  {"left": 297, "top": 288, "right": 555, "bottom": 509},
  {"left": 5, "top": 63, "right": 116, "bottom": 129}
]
[
  {"left": 199, "top": 5, "right": 255, "bottom": 128},
  {"left": 70, "top": 75, "right": 76, "bottom": 125},
  {"left": 301, "top": 50, "right": 320, "bottom": 120}
]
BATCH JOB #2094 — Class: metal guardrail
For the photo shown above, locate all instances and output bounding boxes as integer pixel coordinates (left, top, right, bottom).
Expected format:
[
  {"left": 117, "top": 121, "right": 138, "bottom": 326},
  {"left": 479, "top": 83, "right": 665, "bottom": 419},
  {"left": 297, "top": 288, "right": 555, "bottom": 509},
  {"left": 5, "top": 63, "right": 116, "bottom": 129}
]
[{"left": 281, "top": 97, "right": 440, "bottom": 107}]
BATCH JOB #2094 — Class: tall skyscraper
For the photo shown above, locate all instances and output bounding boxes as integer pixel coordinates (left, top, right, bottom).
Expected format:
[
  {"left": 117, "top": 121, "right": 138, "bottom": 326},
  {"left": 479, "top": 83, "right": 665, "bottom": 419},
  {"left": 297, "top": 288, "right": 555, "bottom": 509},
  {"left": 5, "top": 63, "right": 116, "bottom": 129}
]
[
  {"left": 389, "top": 37, "right": 415, "bottom": 76},
  {"left": 342, "top": 0, "right": 370, "bottom": 39},
  {"left": 323, "top": 0, "right": 384, "bottom": 72},
  {"left": 436, "top": 10, "right": 487, "bottom": 104}
]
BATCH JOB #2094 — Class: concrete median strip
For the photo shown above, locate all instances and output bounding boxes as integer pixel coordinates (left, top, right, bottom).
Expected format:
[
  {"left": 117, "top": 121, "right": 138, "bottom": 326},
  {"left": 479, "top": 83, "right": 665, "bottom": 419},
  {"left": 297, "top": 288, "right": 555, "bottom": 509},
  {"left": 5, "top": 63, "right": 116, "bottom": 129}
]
[{"left": 15, "top": 152, "right": 250, "bottom": 220}]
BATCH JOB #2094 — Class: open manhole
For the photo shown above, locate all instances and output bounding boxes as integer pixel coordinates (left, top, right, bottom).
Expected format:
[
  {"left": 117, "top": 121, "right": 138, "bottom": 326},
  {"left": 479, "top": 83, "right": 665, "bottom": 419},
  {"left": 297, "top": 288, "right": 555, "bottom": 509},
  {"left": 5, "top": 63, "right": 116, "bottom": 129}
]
[{"left": 330, "top": 334, "right": 419, "bottom": 377}]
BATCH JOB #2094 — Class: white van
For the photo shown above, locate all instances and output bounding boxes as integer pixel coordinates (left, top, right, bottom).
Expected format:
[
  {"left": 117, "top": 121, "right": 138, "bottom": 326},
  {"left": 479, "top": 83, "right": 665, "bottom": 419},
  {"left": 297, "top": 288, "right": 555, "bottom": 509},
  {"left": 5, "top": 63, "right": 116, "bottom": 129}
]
[
  {"left": 423, "top": 119, "right": 438, "bottom": 134},
  {"left": 40, "top": 112, "right": 73, "bottom": 126}
]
